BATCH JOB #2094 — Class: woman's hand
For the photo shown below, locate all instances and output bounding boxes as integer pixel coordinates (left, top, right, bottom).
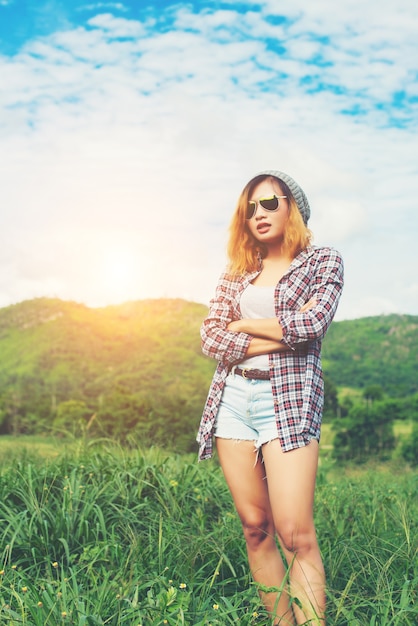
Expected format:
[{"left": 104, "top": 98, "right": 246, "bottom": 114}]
[
  {"left": 227, "top": 319, "right": 244, "bottom": 333},
  {"left": 299, "top": 298, "right": 317, "bottom": 313}
]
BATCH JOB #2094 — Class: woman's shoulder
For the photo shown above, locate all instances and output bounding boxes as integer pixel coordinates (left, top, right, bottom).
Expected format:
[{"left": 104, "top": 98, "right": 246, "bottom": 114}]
[
  {"left": 304, "top": 245, "right": 343, "bottom": 265},
  {"left": 218, "top": 267, "right": 260, "bottom": 285}
]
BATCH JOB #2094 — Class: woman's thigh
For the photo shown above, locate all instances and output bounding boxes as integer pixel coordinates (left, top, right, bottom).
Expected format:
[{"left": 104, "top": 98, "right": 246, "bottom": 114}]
[
  {"left": 216, "top": 438, "right": 273, "bottom": 525},
  {"left": 261, "top": 440, "right": 319, "bottom": 534}
]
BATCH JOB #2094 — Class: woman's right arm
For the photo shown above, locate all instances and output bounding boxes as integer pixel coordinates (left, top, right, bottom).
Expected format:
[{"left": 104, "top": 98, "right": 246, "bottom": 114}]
[
  {"left": 201, "top": 273, "right": 253, "bottom": 366},
  {"left": 202, "top": 312, "right": 288, "bottom": 363}
]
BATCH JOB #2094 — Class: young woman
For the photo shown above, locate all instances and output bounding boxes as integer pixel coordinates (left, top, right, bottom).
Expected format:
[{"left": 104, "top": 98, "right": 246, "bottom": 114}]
[{"left": 197, "top": 170, "right": 344, "bottom": 624}]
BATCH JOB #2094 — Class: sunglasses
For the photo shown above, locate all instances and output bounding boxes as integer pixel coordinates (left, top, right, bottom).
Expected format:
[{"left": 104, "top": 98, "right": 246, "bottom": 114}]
[{"left": 246, "top": 195, "right": 287, "bottom": 220}]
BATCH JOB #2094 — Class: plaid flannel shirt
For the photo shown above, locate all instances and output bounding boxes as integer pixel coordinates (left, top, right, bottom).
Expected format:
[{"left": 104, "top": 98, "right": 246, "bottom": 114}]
[{"left": 197, "top": 246, "right": 344, "bottom": 460}]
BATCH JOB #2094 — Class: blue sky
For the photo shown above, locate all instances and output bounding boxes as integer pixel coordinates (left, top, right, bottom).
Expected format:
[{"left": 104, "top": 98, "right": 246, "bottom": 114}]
[{"left": 1, "top": 0, "right": 417, "bottom": 320}]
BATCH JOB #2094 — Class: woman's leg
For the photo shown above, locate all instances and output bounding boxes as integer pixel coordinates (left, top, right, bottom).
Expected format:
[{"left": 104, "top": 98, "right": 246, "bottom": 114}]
[
  {"left": 216, "top": 438, "right": 295, "bottom": 624},
  {"left": 261, "top": 439, "right": 325, "bottom": 624}
]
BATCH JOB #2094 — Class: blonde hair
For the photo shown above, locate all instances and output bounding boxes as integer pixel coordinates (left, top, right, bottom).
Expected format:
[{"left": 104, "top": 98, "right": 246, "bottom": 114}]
[{"left": 227, "top": 175, "right": 312, "bottom": 275}]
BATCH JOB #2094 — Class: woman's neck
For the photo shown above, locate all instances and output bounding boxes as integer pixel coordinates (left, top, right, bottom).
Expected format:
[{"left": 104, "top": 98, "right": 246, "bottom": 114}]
[
  {"left": 263, "top": 241, "right": 292, "bottom": 263},
  {"left": 253, "top": 253, "right": 293, "bottom": 286}
]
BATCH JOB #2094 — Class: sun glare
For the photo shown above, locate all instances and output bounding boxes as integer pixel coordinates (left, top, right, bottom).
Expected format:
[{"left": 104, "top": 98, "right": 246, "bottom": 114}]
[{"left": 99, "top": 247, "right": 140, "bottom": 304}]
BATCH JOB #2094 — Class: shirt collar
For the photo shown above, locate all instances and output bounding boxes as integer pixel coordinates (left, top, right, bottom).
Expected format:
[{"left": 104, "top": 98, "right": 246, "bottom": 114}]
[{"left": 252, "top": 246, "right": 315, "bottom": 281}]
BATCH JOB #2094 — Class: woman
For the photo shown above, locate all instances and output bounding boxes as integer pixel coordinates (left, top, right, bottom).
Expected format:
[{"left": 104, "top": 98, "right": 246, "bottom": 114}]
[{"left": 197, "top": 170, "right": 344, "bottom": 624}]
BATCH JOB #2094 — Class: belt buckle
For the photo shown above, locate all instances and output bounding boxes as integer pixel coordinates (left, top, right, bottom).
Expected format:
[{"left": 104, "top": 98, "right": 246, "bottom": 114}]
[{"left": 241, "top": 368, "right": 250, "bottom": 379}]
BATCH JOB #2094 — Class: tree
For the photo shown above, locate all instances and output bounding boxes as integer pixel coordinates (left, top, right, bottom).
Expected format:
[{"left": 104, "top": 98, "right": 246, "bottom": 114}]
[
  {"left": 332, "top": 399, "right": 395, "bottom": 462},
  {"left": 53, "top": 400, "right": 91, "bottom": 437},
  {"left": 401, "top": 423, "right": 418, "bottom": 466},
  {"left": 0, "top": 387, "right": 22, "bottom": 435},
  {"left": 363, "top": 385, "right": 384, "bottom": 403},
  {"left": 94, "top": 387, "right": 150, "bottom": 439},
  {"left": 323, "top": 374, "right": 339, "bottom": 418}
]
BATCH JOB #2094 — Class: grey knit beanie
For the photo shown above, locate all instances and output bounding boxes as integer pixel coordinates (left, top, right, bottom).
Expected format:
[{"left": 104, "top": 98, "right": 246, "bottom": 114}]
[{"left": 257, "top": 170, "right": 311, "bottom": 225}]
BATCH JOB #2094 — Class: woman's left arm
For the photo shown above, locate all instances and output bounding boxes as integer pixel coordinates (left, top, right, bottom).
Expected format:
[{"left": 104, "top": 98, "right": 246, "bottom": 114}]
[
  {"left": 280, "top": 248, "right": 344, "bottom": 348},
  {"left": 228, "top": 249, "right": 344, "bottom": 347},
  {"left": 228, "top": 298, "right": 317, "bottom": 340}
]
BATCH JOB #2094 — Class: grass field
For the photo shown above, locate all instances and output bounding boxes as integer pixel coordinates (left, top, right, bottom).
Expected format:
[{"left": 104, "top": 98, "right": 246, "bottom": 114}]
[{"left": 0, "top": 436, "right": 417, "bottom": 625}]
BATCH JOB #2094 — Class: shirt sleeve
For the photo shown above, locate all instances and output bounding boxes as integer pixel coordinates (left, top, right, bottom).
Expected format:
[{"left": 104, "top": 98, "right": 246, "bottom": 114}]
[
  {"left": 279, "top": 248, "right": 344, "bottom": 349},
  {"left": 201, "top": 272, "right": 252, "bottom": 366}
]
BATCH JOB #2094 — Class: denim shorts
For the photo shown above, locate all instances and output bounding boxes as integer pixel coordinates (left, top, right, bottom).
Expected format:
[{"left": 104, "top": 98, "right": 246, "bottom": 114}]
[{"left": 214, "top": 369, "right": 279, "bottom": 449}]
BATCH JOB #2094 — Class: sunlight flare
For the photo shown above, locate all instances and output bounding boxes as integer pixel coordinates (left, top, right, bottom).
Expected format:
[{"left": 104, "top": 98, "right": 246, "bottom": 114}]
[{"left": 98, "top": 246, "right": 140, "bottom": 304}]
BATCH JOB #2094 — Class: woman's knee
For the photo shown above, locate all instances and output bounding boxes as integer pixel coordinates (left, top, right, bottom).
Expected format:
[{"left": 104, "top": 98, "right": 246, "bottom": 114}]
[
  {"left": 276, "top": 520, "right": 317, "bottom": 555},
  {"left": 240, "top": 511, "right": 275, "bottom": 549}
]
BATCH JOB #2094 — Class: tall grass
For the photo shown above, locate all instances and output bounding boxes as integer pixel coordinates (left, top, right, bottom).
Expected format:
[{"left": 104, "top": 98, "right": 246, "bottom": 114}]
[{"left": 0, "top": 440, "right": 416, "bottom": 625}]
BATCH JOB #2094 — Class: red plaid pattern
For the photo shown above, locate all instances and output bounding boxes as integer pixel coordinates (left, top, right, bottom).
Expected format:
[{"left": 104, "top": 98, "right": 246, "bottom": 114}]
[{"left": 197, "top": 246, "right": 344, "bottom": 460}]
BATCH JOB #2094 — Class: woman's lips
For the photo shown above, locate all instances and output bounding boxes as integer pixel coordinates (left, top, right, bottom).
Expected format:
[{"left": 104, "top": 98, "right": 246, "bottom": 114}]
[{"left": 257, "top": 223, "right": 270, "bottom": 233}]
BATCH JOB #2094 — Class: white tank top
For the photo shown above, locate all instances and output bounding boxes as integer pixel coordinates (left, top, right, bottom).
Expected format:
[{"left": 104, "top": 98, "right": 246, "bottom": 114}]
[{"left": 238, "top": 283, "right": 275, "bottom": 370}]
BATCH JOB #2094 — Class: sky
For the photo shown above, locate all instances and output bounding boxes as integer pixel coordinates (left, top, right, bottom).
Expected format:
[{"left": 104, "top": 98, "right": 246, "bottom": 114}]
[{"left": 1, "top": 0, "right": 417, "bottom": 321}]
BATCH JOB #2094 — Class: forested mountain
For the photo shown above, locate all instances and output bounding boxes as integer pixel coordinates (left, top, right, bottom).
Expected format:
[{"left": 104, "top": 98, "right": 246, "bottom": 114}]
[
  {"left": 322, "top": 314, "right": 418, "bottom": 396},
  {"left": 0, "top": 298, "right": 417, "bottom": 451},
  {"left": 0, "top": 298, "right": 214, "bottom": 450}
]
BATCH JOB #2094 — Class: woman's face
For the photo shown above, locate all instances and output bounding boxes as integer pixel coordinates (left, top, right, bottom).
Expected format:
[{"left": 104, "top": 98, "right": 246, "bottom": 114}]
[{"left": 246, "top": 178, "right": 290, "bottom": 246}]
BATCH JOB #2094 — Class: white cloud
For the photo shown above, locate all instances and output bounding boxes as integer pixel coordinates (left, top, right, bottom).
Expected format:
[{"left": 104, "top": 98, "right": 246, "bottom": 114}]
[
  {"left": 79, "top": 3, "right": 127, "bottom": 12},
  {"left": 0, "top": 0, "right": 417, "bottom": 319},
  {"left": 87, "top": 12, "right": 146, "bottom": 37}
]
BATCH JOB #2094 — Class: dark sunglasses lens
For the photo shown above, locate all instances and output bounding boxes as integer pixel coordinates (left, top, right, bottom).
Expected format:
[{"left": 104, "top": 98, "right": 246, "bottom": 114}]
[
  {"left": 260, "top": 197, "right": 279, "bottom": 211},
  {"left": 246, "top": 202, "right": 256, "bottom": 219}
]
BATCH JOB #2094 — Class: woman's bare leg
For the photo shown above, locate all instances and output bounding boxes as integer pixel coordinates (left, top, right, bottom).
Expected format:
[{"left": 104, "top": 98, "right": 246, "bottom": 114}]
[
  {"left": 262, "top": 440, "right": 325, "bottom": 624},
  {"left": 216, "top": 438, "right": 295, "bottom": 624}
]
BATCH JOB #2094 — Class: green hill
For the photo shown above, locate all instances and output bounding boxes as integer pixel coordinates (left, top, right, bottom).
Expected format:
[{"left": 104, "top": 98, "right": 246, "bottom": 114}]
[
  {"left": 0, "top": 298, "right": 213, "bottom": 450},
  {"left": 322, "top": 314, "right": 418, "bottom": 396},
  {"left": 0, "top": 298, "right": 416, "bottom": 451}
]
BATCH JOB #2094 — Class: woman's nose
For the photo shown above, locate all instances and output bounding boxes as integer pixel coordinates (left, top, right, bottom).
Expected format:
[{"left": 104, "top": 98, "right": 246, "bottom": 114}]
[{"left": 254, "top": 203, "right": 266, "bottom": 219}]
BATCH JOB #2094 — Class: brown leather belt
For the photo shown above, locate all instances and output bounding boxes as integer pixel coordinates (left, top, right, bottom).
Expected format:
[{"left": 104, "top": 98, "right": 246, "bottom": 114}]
[{"left": 235, "top": 367, "right": 270, "bottom": 380}]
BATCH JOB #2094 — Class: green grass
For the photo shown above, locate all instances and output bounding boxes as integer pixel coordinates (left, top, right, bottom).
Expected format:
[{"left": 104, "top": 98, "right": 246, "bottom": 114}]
[
  {"left": 0, "top": 435, "right": 73, "bottom": 464},
  {"left": 0, "top": 438, "right": 417, "bottom": 625}
]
